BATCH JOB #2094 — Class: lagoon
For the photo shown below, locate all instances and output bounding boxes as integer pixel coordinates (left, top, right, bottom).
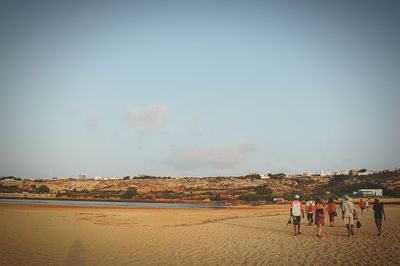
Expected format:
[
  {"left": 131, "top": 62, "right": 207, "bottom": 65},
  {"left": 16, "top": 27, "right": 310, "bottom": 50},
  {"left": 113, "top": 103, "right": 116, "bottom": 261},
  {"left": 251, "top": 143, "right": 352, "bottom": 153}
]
[{"left": 0, "top": 198, "right": 230, "bottom": 208}]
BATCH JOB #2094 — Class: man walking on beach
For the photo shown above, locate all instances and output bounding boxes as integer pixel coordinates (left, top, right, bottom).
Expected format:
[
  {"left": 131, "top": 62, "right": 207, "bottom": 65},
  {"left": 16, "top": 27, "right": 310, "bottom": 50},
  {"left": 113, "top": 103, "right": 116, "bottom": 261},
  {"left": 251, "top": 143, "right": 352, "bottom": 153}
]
[
  {"left": 342, "top": 195, "right": 357, "bottom": 236},
  {"left": 373, "top": 198, "right": 386, "bottom": 236},
  {"left": 290, "top": 195, "right": 304, "bottom": 236}
]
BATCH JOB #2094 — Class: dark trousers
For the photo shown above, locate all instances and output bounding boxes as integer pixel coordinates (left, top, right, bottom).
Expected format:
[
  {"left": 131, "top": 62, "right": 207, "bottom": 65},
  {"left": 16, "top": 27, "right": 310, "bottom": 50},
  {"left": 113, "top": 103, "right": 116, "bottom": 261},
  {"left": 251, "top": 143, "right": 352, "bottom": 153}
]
[{"left": 307, "top": 213, "right": 314, "bottom": 224}]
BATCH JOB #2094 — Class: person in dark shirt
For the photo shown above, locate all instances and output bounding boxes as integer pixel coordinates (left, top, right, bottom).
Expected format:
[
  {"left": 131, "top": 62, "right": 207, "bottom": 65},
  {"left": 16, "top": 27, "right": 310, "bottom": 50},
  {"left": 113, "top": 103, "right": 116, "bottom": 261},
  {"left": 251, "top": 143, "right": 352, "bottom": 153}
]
[
  {"left": 373, "top": 198, "right": 386, "bottom": 236},
  {"left": 314, "top": 198, "right": 325, "bottom": 237}
]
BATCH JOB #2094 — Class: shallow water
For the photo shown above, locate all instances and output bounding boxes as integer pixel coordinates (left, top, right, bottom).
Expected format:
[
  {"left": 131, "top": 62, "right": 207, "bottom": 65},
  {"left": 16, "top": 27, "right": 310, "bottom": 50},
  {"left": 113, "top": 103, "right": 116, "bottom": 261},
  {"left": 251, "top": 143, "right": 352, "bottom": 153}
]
[{"left": 0, "top": 198, "right": 230, "bottom": 208}]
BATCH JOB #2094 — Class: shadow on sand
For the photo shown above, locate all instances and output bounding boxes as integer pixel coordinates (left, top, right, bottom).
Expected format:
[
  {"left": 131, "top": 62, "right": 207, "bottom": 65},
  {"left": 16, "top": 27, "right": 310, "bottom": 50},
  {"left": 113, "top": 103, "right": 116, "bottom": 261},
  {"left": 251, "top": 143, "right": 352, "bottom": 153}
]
[{"left": 63, "top": 239, "right": 85, "bottom": 266}]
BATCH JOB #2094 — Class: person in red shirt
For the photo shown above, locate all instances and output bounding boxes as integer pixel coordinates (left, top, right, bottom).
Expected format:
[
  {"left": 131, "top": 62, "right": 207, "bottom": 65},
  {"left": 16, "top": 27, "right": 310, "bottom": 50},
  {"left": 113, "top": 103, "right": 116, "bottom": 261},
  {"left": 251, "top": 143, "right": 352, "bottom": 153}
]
[
  {"left": 326, "top": 198, "right": 337, "bottom": 227},
  {"left": 359, "top": 199, "right": 366, "bottom": 215}
]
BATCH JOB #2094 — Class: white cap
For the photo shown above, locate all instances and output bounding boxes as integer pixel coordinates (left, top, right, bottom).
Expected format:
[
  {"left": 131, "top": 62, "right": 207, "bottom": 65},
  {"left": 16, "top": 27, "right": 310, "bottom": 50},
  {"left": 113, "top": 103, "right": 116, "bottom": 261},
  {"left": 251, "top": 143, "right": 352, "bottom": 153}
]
[{"left": 295, "top": 195, "right": 300, "bottom": 199}]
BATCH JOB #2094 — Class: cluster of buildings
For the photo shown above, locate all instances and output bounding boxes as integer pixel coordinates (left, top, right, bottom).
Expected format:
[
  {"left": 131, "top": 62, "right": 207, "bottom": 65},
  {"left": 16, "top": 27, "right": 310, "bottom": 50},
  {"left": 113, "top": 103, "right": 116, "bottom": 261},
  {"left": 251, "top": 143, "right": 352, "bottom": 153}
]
[
  {"left": 353, "top": 189, "right": 383, "bottom": 197},
  {"left": 51, "top": 175, "right": 113, "bottom": 180},
  {"left": 259, "top": 168, "right": 398, "bottom": 179},
  {"left": 307, "top": 169, "right": 377, "bottom": 177}
]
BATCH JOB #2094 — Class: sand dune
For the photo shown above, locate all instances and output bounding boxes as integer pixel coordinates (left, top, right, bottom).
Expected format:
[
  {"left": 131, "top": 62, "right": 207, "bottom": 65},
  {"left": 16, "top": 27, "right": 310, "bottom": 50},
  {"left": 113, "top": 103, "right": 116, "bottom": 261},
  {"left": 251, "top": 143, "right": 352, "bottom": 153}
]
[{"left": 0, "top": 204, "right": 399, "bottom": 265}]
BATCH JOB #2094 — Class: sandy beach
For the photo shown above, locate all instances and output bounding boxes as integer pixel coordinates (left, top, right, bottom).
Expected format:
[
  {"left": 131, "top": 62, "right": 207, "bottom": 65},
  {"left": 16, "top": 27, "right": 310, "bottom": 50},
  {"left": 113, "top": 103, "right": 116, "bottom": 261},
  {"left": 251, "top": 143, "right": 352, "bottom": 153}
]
[{"left": 0, "top": 204, "right": 399, "bottom": 266}]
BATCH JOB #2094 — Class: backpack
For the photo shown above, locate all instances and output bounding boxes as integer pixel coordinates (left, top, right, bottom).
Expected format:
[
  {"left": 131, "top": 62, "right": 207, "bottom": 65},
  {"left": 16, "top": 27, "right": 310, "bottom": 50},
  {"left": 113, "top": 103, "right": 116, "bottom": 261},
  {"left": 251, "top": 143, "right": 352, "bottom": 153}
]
[{"left": 307, "top": 201, "right": 315, "bottom": 213}]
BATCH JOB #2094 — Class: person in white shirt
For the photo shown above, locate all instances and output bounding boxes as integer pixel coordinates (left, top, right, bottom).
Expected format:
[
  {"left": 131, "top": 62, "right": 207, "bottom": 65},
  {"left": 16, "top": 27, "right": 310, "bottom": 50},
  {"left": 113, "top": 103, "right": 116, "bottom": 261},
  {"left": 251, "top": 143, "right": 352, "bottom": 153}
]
[
  {"left": 290, "top": 195, "right": 305, "bottom": 236},
  {"left": 341, "top": 195, "right": 358, "bottom": 236}
]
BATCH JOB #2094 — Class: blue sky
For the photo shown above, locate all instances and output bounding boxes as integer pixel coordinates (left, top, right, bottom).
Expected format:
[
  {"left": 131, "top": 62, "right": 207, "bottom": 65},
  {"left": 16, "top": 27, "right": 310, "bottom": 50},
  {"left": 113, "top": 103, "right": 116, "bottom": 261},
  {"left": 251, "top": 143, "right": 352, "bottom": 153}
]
[{"left": 1, "top": 1, "right": 399, "bottom": 178}]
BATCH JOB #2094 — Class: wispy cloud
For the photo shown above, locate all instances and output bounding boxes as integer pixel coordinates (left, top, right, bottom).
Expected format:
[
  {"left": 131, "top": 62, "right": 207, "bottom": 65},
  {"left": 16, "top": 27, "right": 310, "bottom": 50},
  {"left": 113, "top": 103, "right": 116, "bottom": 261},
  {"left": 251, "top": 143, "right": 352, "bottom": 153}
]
[
  {"left": 87, "top": 112, "right": 99, "bottom": 128},
  {"left": 67, "top": 105, "right": 81, "bottom": 117},
  {"left": 188, "top": 113, "right": 204, "bottom": 135},
  {"left": 128, "top": 105, "right": 169, "bottom": 133},
  {"left": 160, "top": 143, "right": 257, "bottom": 171}
]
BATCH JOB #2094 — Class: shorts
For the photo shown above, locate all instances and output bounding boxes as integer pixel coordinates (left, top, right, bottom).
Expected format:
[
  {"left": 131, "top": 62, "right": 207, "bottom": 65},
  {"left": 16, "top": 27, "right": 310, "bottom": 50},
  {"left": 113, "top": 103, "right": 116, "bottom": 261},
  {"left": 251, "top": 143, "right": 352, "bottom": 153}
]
[
  {"left": 307, "top": 213, "right": 314, "bottom": 221},
  {"left": 293, "top": 216, "right": 301, "bottom": 225},
  {"left": 361, "top": 206, "right": 365, "bottom": 210},
  {"left": 344, "top": 217, "right": 354, "bottom": 225},
  {"left": 375, "top": 217, "right": 383, "bottom": 224}
]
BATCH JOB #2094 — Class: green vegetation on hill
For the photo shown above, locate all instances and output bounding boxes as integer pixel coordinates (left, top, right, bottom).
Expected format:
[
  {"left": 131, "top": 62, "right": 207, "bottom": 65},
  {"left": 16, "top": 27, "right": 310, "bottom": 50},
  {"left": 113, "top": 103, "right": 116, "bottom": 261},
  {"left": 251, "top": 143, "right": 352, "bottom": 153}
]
[
  {"left": 36, "top": 185, "right": 50, "bottom": 194},
  {"left": 0, "top": 185, "right": 22, "bottom": 193},
  {"left": 120, "top": 187, "right": 137, "bottom": 199}
]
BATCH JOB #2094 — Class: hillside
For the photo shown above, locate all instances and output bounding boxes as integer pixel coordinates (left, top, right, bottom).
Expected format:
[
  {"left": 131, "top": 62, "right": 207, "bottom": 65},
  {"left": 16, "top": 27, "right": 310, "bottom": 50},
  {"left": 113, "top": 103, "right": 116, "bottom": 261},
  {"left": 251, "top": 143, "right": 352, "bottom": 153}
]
[{"left": 1, "top": 170, "right": 399, "bottom": 202}]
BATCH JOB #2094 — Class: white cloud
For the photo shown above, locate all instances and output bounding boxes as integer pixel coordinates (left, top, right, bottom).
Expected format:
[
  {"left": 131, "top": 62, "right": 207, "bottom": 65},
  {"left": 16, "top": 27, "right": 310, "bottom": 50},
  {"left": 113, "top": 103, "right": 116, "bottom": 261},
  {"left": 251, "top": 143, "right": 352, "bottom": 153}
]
[
  {"left": 128, "top": 105, "right": 169, "bottom": 133},
  {"left": 162, "top": 143, "right": 257, "bottom": 171}
]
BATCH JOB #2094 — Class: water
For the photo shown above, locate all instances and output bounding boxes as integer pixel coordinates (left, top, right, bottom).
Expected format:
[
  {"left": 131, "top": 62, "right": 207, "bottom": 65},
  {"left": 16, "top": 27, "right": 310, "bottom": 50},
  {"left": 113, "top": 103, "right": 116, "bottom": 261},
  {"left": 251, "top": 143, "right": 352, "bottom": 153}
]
[{"left": 0, "top": 198, "right": 230, "bottom": 208}]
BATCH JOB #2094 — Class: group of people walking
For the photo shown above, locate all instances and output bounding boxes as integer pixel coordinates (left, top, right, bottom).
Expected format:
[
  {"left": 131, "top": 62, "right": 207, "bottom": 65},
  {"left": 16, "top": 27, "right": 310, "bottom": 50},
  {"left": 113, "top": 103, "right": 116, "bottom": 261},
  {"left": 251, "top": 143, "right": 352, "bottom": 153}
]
[{"left": 289, "top": 195, "right": 386, "bottom": 237}]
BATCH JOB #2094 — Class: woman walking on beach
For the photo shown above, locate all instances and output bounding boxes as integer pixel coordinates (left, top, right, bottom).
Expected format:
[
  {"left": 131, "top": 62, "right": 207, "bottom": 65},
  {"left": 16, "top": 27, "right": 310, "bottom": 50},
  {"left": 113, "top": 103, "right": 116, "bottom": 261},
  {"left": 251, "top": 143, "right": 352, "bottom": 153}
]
[
  {"left": 327, "top": 198, "right": 336, "bottom": 227},
  {"left": 315, "top": 198, "right": 325, "bottom": 237}
]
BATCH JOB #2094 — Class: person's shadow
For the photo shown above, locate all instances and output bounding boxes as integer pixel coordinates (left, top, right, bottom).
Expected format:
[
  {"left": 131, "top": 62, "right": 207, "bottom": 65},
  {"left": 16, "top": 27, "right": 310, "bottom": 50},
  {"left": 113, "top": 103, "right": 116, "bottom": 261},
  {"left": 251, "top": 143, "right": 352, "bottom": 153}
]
[{"left": 63, "top": 239, "right": 85, "bottom": 266}]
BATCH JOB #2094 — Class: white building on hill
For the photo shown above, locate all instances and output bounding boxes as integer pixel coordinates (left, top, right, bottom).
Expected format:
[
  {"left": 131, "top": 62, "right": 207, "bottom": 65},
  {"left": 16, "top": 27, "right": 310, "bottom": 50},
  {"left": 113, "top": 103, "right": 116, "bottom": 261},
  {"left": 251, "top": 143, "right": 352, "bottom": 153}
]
[
  {"left": 334, "top": 170, "right": 349, "bottom": 175},
  {"left": 358, "top": 189, "right": 383, "bottom": 196},
  {"left": 260, "top": 174, "right": 270, "bottom": 179},
  {"left": 320, "top": 170, "right": 332, "bottom": 177},
  {"left": 358, "top": 171, "right": 374, "bottom": 176}
]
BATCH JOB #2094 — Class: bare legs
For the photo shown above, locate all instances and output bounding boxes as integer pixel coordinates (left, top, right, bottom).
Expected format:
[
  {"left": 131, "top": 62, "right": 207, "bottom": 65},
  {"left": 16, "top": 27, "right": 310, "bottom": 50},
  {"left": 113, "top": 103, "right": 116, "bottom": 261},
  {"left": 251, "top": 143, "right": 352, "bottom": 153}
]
[
  {"left": 317, "top": 224, "right": 322, "bottom": 237},
  {"left": 329, "top": 215, "right": 335, "bottom": 227},
  {"left": 346, "top": 224, "right": 355, "bottom": 236},
  {"left": 375, "top": 220, "right": 382, "bottom": 236},
  {"left": 293, "top": 224, "right": 301, "bottom": 236}
]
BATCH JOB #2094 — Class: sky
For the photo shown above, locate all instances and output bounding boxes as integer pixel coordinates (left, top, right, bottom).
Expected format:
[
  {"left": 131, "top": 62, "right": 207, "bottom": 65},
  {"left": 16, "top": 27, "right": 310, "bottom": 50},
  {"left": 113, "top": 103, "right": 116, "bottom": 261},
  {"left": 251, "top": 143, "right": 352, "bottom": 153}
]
[{"left": 0, "top": 1, "right": 399, "bottom": 178}]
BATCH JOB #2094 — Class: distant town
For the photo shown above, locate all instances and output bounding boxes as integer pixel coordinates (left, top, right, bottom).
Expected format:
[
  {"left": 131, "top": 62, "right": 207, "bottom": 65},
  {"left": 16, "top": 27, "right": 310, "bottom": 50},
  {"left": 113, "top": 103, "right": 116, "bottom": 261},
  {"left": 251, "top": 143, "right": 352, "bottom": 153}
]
[{"left": 4, "top": 166, "right": 398, "bottom": 181}]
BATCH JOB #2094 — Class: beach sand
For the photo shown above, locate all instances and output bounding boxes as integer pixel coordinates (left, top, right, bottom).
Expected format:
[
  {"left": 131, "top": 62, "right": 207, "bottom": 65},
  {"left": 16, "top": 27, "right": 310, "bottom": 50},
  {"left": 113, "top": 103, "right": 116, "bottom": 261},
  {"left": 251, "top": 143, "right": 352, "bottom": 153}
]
[{"left": 0, "top": 204, "right": 399, "bottom": 266}]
